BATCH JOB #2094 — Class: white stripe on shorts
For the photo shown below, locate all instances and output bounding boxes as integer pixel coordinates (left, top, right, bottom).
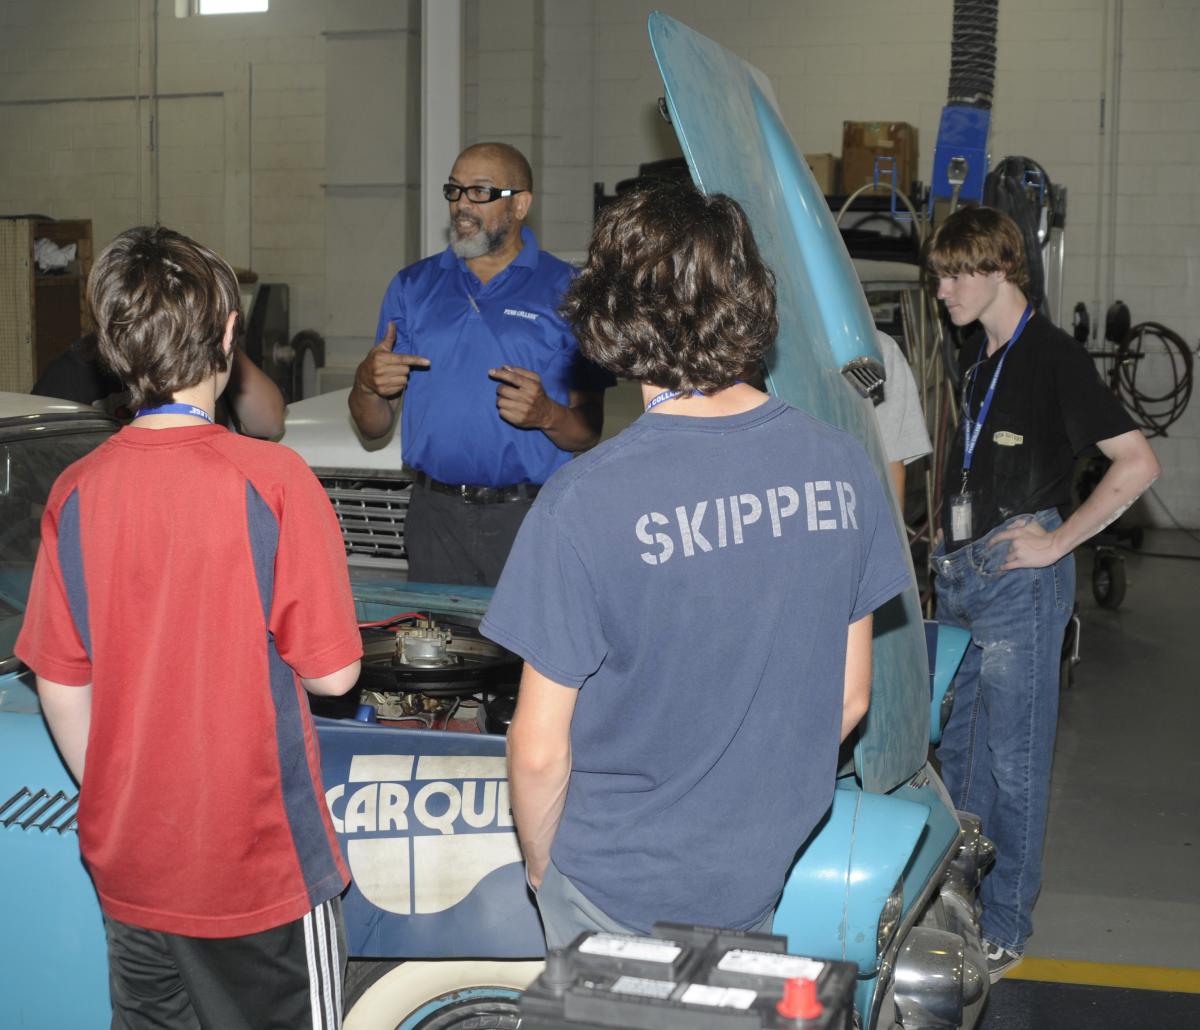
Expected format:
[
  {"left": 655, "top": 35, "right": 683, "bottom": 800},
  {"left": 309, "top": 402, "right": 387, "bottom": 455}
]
[{"left": 303, "top": 900, "right": 342, "bottom": 1030}]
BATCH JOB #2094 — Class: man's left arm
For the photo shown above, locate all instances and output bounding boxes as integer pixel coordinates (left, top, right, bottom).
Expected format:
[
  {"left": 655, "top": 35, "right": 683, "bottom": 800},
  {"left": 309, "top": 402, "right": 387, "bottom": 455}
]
[
  {"left": 490, "top": 365, "right": 603, "bottom": 452},
  {"left": 506, "top": 662, "right": 578, "bottom": 889},
  {"left": 995, "top": 428, "right": 1161, "bottom": 570}
]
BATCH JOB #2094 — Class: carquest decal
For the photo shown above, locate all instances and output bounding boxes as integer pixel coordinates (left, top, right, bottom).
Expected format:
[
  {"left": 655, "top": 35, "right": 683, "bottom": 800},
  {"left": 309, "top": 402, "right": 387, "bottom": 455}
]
[{"left": 325, "top": 754, "right": 522, "bottom": 915}]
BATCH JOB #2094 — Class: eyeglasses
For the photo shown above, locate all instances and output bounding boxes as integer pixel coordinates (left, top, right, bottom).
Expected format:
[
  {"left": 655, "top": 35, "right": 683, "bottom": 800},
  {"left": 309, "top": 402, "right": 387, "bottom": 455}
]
[{"left": 442, "top": 183, "right": 528, "bottom": 204}]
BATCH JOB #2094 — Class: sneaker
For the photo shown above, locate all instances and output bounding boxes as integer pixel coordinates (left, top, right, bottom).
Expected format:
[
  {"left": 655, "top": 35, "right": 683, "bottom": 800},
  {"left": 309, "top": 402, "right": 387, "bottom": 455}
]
[{"left": 983, "top": 939, "right": 1024, "bottom": 983}]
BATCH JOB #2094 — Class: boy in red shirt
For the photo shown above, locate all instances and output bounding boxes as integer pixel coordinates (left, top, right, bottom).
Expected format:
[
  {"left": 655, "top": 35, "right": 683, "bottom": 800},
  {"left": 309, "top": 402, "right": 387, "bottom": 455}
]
[{"left": 16, "top": 226, "right": 362, "bottom": 1029}]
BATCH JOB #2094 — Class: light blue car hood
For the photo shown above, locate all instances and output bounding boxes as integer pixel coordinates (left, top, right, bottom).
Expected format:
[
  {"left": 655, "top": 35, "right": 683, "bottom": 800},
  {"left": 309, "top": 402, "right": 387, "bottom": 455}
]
[{"left": 648, "top": 12, "right": 929, "bottom": 792}]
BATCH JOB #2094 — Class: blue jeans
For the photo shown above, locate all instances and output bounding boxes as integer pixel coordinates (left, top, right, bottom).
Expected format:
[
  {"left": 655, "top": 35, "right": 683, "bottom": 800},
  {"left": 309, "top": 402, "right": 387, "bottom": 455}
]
[{"left": 933, "top": 510, "right": 1074, "bottom": 952}]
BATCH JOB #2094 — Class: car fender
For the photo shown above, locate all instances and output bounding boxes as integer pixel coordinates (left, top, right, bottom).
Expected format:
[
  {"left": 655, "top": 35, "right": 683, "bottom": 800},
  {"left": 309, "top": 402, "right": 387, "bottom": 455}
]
[
  {"left": 0, "top": 675, "right": 110, "bottom": 1028},
  {"left": 773, "top": 780, "right": 927, "bottom": 976}
]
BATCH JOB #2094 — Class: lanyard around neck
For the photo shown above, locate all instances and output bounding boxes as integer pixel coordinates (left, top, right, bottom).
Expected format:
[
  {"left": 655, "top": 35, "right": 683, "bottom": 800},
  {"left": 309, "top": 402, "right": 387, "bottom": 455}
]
[
  {"left": 644, "top": 380, "right": 746, "bottom": 413},
  {"left": 645, "top": 388, "right": 690, "bottom": 411},
  {"left": 961, "top": 304, "right": 1033, "bottom": 475},
  {"left": 134, "top": 403, "right": 214, "bottom": 424}
]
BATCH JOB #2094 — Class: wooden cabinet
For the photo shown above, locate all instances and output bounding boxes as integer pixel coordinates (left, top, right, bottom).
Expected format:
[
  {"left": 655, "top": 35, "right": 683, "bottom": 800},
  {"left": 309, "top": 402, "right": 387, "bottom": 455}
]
[{"left": 0, "top": 218, "right": 93, "bottom": 393}]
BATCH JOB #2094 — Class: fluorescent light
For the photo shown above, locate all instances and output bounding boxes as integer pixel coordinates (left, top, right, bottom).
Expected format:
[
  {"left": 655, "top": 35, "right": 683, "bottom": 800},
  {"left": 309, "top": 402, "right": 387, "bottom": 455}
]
[{"left": 198, "top": 0, "right": 268, "bottom": 14}]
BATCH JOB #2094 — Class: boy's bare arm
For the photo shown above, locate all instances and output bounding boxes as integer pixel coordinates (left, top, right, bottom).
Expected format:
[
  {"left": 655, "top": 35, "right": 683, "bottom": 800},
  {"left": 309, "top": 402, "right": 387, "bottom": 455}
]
[
  {"left": 507, "top": 663, "right": 578, "bottom": 889},
  {"left": 841, "top": 614, "right": 874, "bottom": 742},
  {"left": 36, "top": 677, "right": 92, "bottom": 784},
  {"left": 301, "top": 660, "right": 362, "bottom": 697}
]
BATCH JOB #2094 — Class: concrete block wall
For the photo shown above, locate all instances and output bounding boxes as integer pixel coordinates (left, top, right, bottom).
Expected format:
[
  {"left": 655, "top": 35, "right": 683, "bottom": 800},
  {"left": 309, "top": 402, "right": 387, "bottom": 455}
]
[
  {"left": 323, "top": 2, "right": 421, "bottom": 371},
  {"left": 466, "top": 0, "right": 1200, "bottom": 526},
  {"left": 1105, "top": 0, "right": 1200, "bottom": 525},
  {"left": 464, "top": 0, "right": 547, "bottom": 244}
]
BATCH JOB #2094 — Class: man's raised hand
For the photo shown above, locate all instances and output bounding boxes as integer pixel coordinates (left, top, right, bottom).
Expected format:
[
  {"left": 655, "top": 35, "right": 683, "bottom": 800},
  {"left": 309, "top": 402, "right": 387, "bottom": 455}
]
[
  {"left": 355, "top": 322, "right": 430, "bottom": 399},
  {"left": 490, "top": 364, "right": 555, "bottom": 430}
]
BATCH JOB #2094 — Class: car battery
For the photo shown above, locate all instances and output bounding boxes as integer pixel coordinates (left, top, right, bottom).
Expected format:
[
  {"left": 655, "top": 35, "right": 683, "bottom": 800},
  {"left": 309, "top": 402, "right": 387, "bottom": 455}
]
[{"left": 520, "top": 923, "right": 857, "bottom": 1029}]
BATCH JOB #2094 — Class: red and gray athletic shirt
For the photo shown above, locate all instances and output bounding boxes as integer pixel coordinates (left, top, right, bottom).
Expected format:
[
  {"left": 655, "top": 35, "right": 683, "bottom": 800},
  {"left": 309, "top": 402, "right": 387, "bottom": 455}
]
[{"left": 16, "top": 424, "right": 361, "bottom": 938}]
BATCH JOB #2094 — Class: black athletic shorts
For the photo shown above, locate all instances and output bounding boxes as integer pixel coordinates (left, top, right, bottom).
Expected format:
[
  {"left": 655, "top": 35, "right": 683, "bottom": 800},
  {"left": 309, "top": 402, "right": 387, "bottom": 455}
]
[{"left": 105, "top": 896, "right": 346, "bottom": 1030}]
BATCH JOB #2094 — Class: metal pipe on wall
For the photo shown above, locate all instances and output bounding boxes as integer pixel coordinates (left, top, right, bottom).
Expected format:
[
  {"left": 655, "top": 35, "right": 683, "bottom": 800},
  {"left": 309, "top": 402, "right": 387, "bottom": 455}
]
[
  {"left": 151, "top": 0, "right": 161, "bottom": 225},
  {"left": 1092, "top": 0, "right": 1124, "bottom": 344}
]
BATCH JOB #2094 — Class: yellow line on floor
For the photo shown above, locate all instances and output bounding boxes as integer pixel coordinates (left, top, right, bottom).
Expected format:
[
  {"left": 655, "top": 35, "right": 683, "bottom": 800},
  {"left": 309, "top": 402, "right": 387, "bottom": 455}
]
[{"left": 1010, "top": 957, "right": 1200, "bottom": 994}]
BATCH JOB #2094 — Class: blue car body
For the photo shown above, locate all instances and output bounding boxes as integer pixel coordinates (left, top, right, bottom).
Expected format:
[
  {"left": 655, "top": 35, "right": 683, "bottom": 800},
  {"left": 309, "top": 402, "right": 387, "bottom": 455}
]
[{"left": 0, "top": 15, "right": 989, "bottom": 1029}]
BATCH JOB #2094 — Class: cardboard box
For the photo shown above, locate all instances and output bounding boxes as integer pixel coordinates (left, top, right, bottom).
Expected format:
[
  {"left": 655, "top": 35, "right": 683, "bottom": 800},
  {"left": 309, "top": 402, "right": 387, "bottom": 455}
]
[
  {"left": 841, "top": 121, "right": 919, "bottom": 195},
  {"left": 804, "top": 153, "right": 840, "bottom": 195}
]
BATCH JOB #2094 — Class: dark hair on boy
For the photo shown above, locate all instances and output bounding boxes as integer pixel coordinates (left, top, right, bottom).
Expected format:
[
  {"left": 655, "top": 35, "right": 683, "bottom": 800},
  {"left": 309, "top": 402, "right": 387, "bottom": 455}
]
[
  {"left": 87, "top": 225, "right": 241, "bottom": 409},
  {"left": 925, "top": 205, "right": 1031, "bottom": 293},
  {"left": 562, "top": 183, "right": 778, "bottom": 394}
]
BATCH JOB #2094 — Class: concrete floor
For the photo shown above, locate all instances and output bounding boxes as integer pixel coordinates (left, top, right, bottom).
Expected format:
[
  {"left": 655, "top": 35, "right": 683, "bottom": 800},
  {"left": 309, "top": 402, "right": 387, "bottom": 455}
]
[{"left": 1031, "top": 530, "right": 1200, "bottom": 970}]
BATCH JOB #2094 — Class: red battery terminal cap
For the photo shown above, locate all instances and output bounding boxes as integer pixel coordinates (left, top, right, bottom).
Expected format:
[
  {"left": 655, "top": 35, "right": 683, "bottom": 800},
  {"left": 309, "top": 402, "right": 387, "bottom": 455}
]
[{"left": 777, "top": 976, "right": 823, "bottom": 1021}]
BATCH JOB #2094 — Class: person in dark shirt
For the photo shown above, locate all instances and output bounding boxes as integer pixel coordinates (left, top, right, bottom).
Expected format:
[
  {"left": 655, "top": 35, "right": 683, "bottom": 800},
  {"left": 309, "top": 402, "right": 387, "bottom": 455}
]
[
  {"left": 31, "top": 333, "right": 123, "bottom": 407},
  {"left": 927, "top": 206, "right": 1160, "bottom": 982},
  {"left": 32, "top": 332, "right": 285, "bottom": 439}
]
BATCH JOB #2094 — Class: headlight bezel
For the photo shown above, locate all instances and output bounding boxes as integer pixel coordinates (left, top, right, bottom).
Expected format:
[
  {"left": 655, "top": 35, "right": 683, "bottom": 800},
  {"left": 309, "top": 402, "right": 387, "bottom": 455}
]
[{"left": 876, "top": 878, "right": 906, "bottom": 956}]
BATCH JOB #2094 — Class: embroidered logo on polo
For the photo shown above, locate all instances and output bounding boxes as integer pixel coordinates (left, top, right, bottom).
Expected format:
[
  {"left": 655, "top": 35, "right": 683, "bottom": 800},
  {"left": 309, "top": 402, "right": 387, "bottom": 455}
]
[
  {"left": 993, "top": 431, "right": 1024, "bottom": 447},
  {"left": 325, "top": 754, "right": 519, "bottom": 915},
  {"left": 503, "top": 308, "right": 539, "bottom": 321},
  {"left": 636, "top": 481, "right": 859, "bottom": 566}
]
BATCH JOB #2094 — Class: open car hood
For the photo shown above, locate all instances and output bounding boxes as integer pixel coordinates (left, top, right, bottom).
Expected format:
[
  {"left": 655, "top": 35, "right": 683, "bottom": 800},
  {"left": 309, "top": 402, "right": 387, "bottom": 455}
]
[{"left": 648, "top": 13, "right": 929, "bottom": 793}]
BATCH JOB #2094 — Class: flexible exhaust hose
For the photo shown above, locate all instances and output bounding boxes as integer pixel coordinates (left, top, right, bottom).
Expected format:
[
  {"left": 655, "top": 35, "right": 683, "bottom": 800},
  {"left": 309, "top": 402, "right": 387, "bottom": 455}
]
[{"left": 948, "top": 0, "right": 998, "bottom": 108}]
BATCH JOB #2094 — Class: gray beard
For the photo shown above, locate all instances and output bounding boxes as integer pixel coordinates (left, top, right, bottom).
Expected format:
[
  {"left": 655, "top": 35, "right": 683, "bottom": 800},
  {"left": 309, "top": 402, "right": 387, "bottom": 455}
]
[{"left": 450, "top": 214, "right": 511, "bottom": 259}]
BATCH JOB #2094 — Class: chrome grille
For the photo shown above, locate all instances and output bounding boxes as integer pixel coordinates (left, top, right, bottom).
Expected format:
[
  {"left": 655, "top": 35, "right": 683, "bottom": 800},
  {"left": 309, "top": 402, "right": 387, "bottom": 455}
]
[
  {"left": 841, "top": 356, "right": 886, "bottom": 400},
  {"left": 1, "top": 787, "right": 78, "bottom": 833},
  {"left": 318, "top": 472, "right": 411, "bottom": 571}
]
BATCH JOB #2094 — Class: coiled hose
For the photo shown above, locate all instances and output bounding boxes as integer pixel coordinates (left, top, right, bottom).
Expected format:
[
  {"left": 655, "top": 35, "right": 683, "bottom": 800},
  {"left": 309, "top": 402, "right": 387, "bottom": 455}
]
[{"left": 1111, "top": 321, "right": 1194, "bottom": 437}]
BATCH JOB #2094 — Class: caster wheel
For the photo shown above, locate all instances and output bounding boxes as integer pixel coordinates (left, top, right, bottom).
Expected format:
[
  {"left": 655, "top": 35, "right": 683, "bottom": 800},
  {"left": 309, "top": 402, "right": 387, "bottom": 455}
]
[{"left": 1092, "top": 553, "right": 1126, "bottom": 610}]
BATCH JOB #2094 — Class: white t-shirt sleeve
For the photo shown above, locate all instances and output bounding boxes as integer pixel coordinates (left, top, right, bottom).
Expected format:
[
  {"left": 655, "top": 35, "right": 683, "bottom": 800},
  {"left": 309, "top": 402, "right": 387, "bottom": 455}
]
[{"left": 873, "top": 330, "right": 933, "bottom": 466}]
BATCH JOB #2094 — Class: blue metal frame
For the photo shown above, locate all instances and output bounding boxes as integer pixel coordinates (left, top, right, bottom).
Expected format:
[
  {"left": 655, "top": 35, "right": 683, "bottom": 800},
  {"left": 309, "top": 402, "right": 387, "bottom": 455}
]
[{"left": 928, "top": 104, "right": 992, "bottom": 211}]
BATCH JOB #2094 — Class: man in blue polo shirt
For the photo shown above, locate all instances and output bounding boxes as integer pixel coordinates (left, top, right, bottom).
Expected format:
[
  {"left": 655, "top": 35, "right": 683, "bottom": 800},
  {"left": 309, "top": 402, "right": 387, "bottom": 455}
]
[{"left": 349, "top": 142, "right": 609, "bottom": 586}]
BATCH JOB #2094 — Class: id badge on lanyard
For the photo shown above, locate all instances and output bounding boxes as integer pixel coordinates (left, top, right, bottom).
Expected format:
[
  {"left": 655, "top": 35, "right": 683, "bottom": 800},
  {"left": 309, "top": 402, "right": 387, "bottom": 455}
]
[
  {"left": 949, "top": 491, "right": 975, "bottom": 545},
  {"left": 950, "top": 304, "right": 1034, "bottom": 544}
]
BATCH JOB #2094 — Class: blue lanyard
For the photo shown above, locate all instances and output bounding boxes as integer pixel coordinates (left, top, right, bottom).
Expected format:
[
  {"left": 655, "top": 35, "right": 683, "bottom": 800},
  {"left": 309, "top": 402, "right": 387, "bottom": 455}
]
[
  {"left": 962, "top": 305, "right": 1033, "bottom": 476},
  {"left": 135, "top": 403, "right": 214, "bottom": 424},
  {"left": 645, "top": 381, "right": 745, "bottom": 412},
  {"left": 645, "top": 389, "right": 688, "bottom": 411}
]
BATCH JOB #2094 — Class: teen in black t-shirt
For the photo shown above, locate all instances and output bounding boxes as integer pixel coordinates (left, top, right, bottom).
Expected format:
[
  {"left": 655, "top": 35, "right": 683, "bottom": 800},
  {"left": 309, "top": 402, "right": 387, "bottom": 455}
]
[{"left": 927, "top": 206, "right": 1159, "bottom": 983}]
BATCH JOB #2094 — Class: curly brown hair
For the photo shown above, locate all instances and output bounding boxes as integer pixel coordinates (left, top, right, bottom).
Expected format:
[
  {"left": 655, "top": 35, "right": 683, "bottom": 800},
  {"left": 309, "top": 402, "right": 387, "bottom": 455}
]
[
  {"left": 925, "top": 205, "right": 1031, "bottom": 293},
  {"left": 561, "top": 184, "right": 777, "bottom": 393},
  {"left": 88, "top": 226, "right": 240, "bottom": 409}
]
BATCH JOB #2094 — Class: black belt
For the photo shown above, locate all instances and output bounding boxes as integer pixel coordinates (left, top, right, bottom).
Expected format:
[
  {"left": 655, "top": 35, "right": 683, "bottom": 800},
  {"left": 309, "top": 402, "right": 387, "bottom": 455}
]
[{"left": 413, "top": 471, "right": 540, "bottom": 504}]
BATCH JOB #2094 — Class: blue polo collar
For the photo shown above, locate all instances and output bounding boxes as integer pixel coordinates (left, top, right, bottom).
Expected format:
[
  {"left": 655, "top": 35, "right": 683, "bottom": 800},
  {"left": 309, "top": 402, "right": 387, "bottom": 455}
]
[{"left": 439, "top": 226, "right": 540, "bottom": 272}]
